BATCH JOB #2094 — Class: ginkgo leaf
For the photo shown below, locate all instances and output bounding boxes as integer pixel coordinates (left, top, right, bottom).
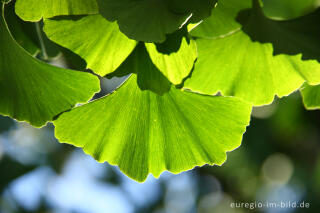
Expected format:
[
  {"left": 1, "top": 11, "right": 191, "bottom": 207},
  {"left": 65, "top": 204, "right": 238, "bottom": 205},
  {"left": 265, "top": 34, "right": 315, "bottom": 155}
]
[
  {"left": 190, "top": 0, "right": 320, "bottom": 38},
  {"left": 53, "top": 45, "right": 252, "bottom": 182},
  {"left": 0, "top": 4, "right": 100, "bottom": 127},
  {"left": 108, "top": 44, "right": 172, "bottom": 95},
  {"left": 15, "top": 0, "right": 98, "bottom": 22},
  {"left": 97, "top": 0, "right": 190, "bottom": 42},
  {"left": 164, "top": 0, "right": 217, "bottom": 23},
  {"left": 5, "top": 2, "right": 39, "bottom": 55},
  {"left": 44, "top": 15, "right": 137, "bottom": 76},
  {"left": 145, "top": 28, "right": 197, "bottom": 85},
  {"left": 190, "top": 0, "right": 252, "bottom": 38},
  {"left": 301, "top": 84, "right": 320, "bottom": 110},
  {"left": 185, "top": 0, "right": 320, "bottom": 106},
  {"left": 262, "top": 0, "right": 320, "bottom": 20}
]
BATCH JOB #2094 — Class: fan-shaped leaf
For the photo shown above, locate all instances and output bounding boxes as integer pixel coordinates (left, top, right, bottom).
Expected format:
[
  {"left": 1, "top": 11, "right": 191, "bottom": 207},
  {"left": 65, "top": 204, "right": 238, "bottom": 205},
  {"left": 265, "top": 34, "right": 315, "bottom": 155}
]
[
  {"left": 145, "top": 29, "right": 197, "bottom": 85},
  {"left": 0, "top": 5, "right": 100, "bottom": 127},
  {"left": 97, "top": 0, "right": 190, "bottom": 42},
  {"left": 54, "top": 45, "right": 252, "bottom": 182},
  {"left": 185, "top": 0, "right": 320, "bottom": 105},
  {"left": 44, "top": 15, "right": 137, "bottom": 76},
  {"left": 15, "top": 0, "right": 98, "bottom": 22},
  {"left": 190, "top": 0, "right": 252, "bottom": 38}
]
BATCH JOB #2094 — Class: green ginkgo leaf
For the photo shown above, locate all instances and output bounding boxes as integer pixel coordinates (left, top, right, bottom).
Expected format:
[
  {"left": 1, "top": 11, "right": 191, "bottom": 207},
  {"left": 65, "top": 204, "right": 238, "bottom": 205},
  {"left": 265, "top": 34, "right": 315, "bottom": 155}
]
[
  {"left": 164, "top": 0, "right": 217, "bottom": 23},
  {"left": 54, "top": 45, "right": 252, "bottom": 182},
  {"left": 44, "top": 15, "right": 137, "bottom": 76},
  {"left": 0, "top": 4, "right": 100, "bottom": 127},
  {"left": 108, "top": 44, "right": 172, "bottom": 95},
  {"left": 15, "top": 0, "right": 98, "bottom": 22},
  {"left": 301, "top": 84, "right": 320, "bottom": 109},
  {"left": 262, "top": 0, "right": 320, "bottom": 20},
  {"left": 145, "top": 28, "right": 197, "bottom": 85},
  {"left": 97, "top": 0, "right": 190, "bottom": 42},
  {"left": 190, "top": 0, "right": 252, "bottom": 38},
  {"left": 185, "top": 0, "right": 320, "bottom": 106},
  {"left": 5, "top": 2, "right": 39, "bottom": 55}
]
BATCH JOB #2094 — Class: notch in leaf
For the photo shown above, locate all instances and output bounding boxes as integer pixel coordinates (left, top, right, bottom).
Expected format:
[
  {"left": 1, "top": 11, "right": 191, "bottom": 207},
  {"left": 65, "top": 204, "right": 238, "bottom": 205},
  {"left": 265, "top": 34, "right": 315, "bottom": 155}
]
[
  {"left": 54, "top": 44, "right": 252, "bottom": 182},
  {"left": 185, "top": 0, "right": 320, "bottom": 106}
]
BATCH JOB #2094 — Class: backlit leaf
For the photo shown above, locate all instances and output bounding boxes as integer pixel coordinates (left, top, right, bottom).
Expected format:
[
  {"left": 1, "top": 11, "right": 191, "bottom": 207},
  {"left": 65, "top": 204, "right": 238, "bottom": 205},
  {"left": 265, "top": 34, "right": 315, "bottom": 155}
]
[
  {"left": 0, "top": 5, "right": 100, "bottom": 127},
  {"left": 145, "top": 28, "right": 197, "bottom": 85},
  {"left": 185, "top": 0, "right": 320, "bottom": 106},
  {"left": 15, "top": 0, "right": 98, "bottom": 22},
  {"left": 54, "top": 45, "right": 252, "bottom": 182},
  {"left": 44, "top": 15, "right": 137, "bottom": 76},
  {"left": 190, "top": 0, "right": 252, "bottom": 38},
  {"left": 301, "top": 84, "right": 320, "bottom": 110}
]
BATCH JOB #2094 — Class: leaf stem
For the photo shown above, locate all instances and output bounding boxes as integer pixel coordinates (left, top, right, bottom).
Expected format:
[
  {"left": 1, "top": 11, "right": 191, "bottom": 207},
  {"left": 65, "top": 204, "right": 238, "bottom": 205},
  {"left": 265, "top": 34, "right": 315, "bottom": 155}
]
[{"left": 35, "top": 22, "right": 48, "bottom": 60}]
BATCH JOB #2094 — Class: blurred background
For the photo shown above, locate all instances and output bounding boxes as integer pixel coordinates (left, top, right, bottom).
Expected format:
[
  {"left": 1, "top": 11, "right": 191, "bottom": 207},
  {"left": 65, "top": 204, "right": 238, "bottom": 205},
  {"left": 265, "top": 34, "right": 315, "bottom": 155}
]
[
  {"left": 1, "top": 91, "right": 320, "bottom": 213},
  {"left": 1, "top": 0, "right": 320, "bottom": 212}
]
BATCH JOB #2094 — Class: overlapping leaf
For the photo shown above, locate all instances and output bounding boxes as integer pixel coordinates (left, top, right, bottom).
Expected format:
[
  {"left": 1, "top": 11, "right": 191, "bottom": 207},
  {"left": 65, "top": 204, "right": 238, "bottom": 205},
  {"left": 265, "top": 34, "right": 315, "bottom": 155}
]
[
  {"left": 97, "top": 0, "right": 189, "bottom": 42},
  {"left": 7, "top": 1, "right": 61, "bottom": 60},
  {"left": 97, "top": 0, "right": 216, "bottom": 42},
  {"left": 164, "top": 0, "right": 217, "bottom": 23},
  {"left": 262, "top": 0, "right": 320, "bottom": 20},
  {"left": 44, "top": 15, "right": 137, "bottom": 76},
  {"left": 145, "top": 28, "right": 197, "bottom": 85},
  {"left": 0, "top": 5, "right": 100, "bottom": 127},
  {"left": 45, "top": 15, "right": 196, "bottom": 85},
  {"left": 5, "top": 2, "right": 39, "bottom": 55},
  {"left": 185, "top": 0, "right": 320, "bottom": 106},
  {"left": 301, "top": 84, "right": 320, "bottom": 109},
  {"left": 6, "top": 0, "right": 320, "bottom": 184},
  {"left": 15, "top": 0, "right": 98, "bottom": 22},
  {"left": 54, "top": 45, "right": 252, "bottom": 182},
  {"left": 190, "top": 0, "right": 252, "bottom": 38}
]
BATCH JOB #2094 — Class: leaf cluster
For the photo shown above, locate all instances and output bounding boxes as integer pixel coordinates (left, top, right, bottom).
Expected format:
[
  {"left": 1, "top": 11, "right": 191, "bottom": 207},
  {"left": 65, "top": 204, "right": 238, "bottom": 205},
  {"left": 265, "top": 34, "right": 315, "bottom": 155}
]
[{"left": 1, "top": 0, "right": 320, "bottom": 181}]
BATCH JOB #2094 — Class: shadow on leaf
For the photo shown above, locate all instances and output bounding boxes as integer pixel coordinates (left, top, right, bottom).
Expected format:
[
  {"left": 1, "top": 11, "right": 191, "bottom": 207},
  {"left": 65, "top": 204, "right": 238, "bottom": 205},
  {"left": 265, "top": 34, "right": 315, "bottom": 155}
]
[{"left": 237, "top": 0, "right": 320, "bottom": 62}]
